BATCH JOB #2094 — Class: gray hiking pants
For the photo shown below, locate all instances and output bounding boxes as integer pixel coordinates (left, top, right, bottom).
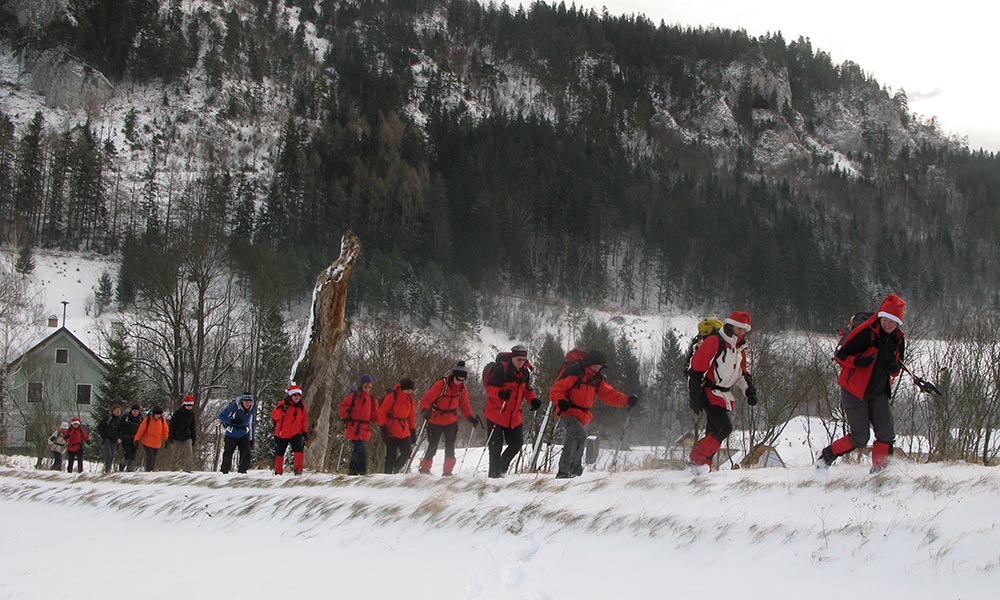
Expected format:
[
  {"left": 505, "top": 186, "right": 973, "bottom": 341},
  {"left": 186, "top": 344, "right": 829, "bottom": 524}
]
[
  {"left": 557, "top": 415, "right": 588, "bottom": 476},
  {"left": 842, "top": 389, "right": 894, "bottom": 448}
]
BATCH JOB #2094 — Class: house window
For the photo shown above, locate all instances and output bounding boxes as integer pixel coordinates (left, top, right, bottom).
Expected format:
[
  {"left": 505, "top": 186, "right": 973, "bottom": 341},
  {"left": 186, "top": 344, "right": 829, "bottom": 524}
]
[
  {"left": 27, "top": 382, "right": 43, "bottom": 403},
  {"left": 77, "top": 384, "right": 92, "bottom": 405},
  {"left": 55, "top": 348, "right": 69, "bottom": 364}
]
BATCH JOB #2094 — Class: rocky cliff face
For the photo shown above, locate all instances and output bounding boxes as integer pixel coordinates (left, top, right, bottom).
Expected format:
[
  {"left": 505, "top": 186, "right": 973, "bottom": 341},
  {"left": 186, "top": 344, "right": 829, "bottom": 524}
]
[
  {"left": 2, "top": 0, "right": 68, "bottom": 29},
  {"left": 29, "top": 47, "right": 113, "bottom": 109}
]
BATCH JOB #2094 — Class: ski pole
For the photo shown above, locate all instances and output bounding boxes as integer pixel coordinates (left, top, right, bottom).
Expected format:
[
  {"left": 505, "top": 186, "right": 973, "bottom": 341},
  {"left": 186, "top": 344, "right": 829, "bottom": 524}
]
[
  {"left": 403, "top": 419, "right": 428, "bottom": 473},
  {"left": 474, "top": 422, "right": 497, "bottom": 477},
  {"left": 457, "top": 415, "right": 480, "bottom": 475},
  {"left": 609, "top": 408, "right": 632, "bottom": 473}
]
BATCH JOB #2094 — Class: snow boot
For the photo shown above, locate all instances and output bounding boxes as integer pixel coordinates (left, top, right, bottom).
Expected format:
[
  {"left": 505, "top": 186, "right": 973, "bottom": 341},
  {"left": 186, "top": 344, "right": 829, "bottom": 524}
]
[
  {"left": 443, "top": 457, "right": 456, "bottom": 476},
  {"left": 419, "top": 458, "right": 433, "bottom": 475},
  {"left": 274, "top": 456, "right": 284, "bottom": 475},
  {"left": 293, "top": 451, "right": 304, "bottom": 475},
  {"left": 815, "top": 446, "right": 835, "bottom": 469},
  {"left": 870, "top": 441, "right": 891, "bottom": 473},
  {"left": 555, "top": 472, "right": 572, "bottom": 479}
]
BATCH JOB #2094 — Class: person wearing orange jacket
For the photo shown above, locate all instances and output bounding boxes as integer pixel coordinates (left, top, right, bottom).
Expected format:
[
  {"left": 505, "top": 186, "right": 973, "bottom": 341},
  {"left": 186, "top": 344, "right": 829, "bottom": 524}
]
[
  {"left": 687, "top": 311, "right": 756, "bottom": 474},
  {"left": 549, "top": 350, "right": 636, "bottom": 479},
  {"left": 418, "top": 362, "right": 478, "bottom": 476},
  {"left": 484, "top": 345, "right": 539, "bottom": 478},
  {"left": 377, "top": 378, "right": 417, "bottom": 474},
  {"left": 64, "top": 417, "right": 91, "bottom": 473},
  {"left": 817, "top": 294, "right": 906, "bottom": 473},
  {"left": 272, "top": 384, "right": 309, "bottom": 475},
  {"left": 339, "top": 375, "right": 378, "bottom": 476},
  {"left": 135, "top": 407, "right": 170, "bottom": 472}
]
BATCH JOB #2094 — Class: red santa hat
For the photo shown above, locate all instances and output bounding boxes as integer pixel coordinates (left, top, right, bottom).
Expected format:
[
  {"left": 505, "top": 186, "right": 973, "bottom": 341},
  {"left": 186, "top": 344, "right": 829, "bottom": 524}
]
[
  {"left": 286, "top": 384, "right": 303, "bottom": 397},
  {"left": 877, "top": 293, "right": 906, "bottom": 325},
  {"left": 724, "top": 311, "right": 752, "bottom": 332},
  {"left": 70, "top": 417, "right": 81, "bottom": 425},
  {"left": 182, "top": 395, "right": 194, "bottom": 406}
]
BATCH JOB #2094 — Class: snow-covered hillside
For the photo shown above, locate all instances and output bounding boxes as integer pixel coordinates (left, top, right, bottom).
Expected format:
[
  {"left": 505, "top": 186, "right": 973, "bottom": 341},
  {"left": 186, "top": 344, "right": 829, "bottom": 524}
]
[{"left": 1, "top": 461, "right": 996, "bottom": 599}]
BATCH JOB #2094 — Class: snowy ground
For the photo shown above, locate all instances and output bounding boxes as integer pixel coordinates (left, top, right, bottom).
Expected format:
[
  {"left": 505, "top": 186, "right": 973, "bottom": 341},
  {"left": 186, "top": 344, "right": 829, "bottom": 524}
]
[{"left": 1, "top": 458, "right": 997, "bottom": 599}]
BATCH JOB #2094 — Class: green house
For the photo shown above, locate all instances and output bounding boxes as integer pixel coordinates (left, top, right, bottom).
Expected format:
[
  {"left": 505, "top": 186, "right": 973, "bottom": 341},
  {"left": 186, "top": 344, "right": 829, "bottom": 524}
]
[{"left": 3, "top": 326, "right": 108, "bottom": 454}]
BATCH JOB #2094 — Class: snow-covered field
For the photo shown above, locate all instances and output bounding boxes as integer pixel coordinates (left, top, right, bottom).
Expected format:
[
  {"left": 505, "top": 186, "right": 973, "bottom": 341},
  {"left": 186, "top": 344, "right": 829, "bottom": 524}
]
[{"left": 1, "top": 458, "right": 997, "bottom": 599}]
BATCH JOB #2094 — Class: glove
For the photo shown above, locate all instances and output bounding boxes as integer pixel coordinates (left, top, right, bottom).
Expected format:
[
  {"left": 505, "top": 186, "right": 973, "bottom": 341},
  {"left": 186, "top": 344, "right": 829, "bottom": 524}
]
[
  {"left": 467, "top": 415, "right": 479, "bottom": 427},
  {"left": 688, "top": 373, "right": 705, "bottom": 414},
  {"left": 230, "top": 417, "right": 244, "bottom": 426},
  {"left": 498, "top": 389, "right": 511, "bottom": 401},
  {"left": 410, "top": 431, "right": 417, "bottom": 444},
  {"left": 421, "top": 409, "right": 431, "bottom": 420},
  {"left": 530, "top": 398, "right": 541, "bottom": 411},
  {"left": 743, "top": 374, "right": 758, "bottom": 406},
  {"left": 301, "top": 431, "right": 309, "bottom": 441},
  {"left": 627, "top": 395, "right": 639, "bottom": 408},
  {"left": 853, "top": 355, "right": 875, "bottom": 368},
  {"left": 557, "top": 399, "right": 570, "bottom": 413}
]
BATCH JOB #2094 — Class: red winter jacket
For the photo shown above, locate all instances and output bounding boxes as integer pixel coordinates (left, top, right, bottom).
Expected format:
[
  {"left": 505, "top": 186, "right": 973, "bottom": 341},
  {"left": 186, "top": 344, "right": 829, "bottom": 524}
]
[
  {"left": 377, "top": 386, "right": 416, "bottom": 439},
  {"left": 485, "top": 359, "right": 537, "bottom": 429},
  {"left": 836, "top": 315, "right": 905, "bottom": 400},
  {"left": 418, "top": 377, "right": 472, "bottom": 426},
  {"left": 64, "top": 425, "right": 90, "bottom": 452},
  {"left": 548, "top": 364, "right": 628, "bottom": 426},
  {"left": 272, "top": 397, "right": 309, "bottom": 439},
  {"left": 339, "top": 390, "right": 379, "bottom": 441},
  {"left": 690, "top": 330, "right": 750, "bottom": 411}
]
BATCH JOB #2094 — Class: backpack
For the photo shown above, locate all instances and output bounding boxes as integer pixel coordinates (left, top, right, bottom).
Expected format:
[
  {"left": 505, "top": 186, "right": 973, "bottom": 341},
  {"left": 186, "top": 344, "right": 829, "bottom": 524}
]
[
  {"left": 481, "top": 352, "right": 511, "bottom": 391},
  {"left": 836, "top": 312, "right": 874, "bottom": 353},
  {"left": 684, "top": 319, "right": 724, "bottom": 375}
]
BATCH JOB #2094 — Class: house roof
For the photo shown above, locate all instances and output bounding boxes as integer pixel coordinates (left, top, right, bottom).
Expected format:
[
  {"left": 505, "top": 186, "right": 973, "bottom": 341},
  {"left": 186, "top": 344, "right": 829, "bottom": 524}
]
[{"left": 6, "top": 326, "right": 109, "bottom": 373}]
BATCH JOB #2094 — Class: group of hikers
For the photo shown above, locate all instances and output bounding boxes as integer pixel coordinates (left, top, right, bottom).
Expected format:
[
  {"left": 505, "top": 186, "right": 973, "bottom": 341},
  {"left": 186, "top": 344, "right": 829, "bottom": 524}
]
[{"left": 45, "top": 292, "right": 909, "bottom": 477}]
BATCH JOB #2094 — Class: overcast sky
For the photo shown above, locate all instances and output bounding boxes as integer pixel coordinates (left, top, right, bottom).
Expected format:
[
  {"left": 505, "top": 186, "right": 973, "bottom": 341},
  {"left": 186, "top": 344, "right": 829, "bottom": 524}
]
[{"left": 518, "top": 1, "right": 999, "bottom": 152}]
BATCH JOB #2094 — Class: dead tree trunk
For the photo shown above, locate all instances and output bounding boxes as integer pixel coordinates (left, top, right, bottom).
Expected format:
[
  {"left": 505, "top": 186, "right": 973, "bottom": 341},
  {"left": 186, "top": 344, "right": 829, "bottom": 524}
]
[{"left": 291, "top": 231, "right": 361, "bottom": 471}]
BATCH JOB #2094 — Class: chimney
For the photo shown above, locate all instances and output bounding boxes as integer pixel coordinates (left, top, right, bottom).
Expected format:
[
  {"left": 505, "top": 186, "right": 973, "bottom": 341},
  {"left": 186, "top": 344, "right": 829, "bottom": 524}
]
[{"left": 47, "top": 315, "right": 59, "bottom": 328}]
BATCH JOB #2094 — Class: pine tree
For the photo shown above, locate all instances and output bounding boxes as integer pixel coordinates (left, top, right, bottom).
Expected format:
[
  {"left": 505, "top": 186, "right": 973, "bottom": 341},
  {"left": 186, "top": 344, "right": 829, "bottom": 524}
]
[
  {"left": 94, "top": 330, "right": 141, "bottom": 434},
  {"left": 653, "top": 329, "right": 686, "bottom": 443},
  {"left": 14, "top": 244, "right": 34, "bottom": 275},
  {"left": 95, "top": 271, "right": 114, "bottom": 315}
]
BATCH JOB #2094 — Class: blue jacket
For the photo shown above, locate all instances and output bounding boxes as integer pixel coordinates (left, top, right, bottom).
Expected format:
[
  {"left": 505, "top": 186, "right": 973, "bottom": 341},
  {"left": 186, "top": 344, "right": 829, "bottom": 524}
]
[{"left": 218, "top": 399, "right": 256, "bottom": 440}]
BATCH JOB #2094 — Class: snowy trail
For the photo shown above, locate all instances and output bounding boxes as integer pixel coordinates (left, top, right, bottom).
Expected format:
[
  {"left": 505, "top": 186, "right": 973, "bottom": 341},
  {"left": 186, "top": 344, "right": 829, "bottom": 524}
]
[{"left": 1, "top": 464, "right": 997, "bottom": 599}]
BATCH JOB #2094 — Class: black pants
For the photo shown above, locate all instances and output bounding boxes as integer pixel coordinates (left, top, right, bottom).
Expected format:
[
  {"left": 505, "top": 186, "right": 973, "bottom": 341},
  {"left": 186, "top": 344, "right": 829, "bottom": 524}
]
[
  {"left": 51, "top": 452, "right": 63, "bottom": 471},
  {"left": 274, "top": 435, "right": 304, "bottom": 457},
  {"left": 143, "top": 446, "right": 159, "bottom": 471},
  {"left": 424, "top": 422, "right": 459, "bottom": 460},
  {"left": 67, "top": 450, "right": 84, "bottom": 473},
  {"left": 486, "top": 421, "right": 523, "bottom": 478},
  {"left": 704, "top": 404, "right": 734, "bottom": 459},
  {"left": 348, "top": 440, "right": 368, "bottom": 475},
  {"left": 221, "top": 436, "right": 251, "bottom": 473},
  {"left": 383, "top": 436, "right": 412, "bottom": 474}
]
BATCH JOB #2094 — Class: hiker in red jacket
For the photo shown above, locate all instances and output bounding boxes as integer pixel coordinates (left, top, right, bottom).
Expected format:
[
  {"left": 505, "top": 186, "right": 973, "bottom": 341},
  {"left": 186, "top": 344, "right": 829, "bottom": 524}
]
[
  {"left": 339, "top": 374, "right": 378, "bottom": 475},
  {"left": 484, "top": 345, "right": 539, "bottom": 478},
  {"left": 687, "top": 311, "right": 757, "bottom": 474},
  {"left": 548, "top": 350, "right": 637, "bottom": 478},
  {"left": 377, "top": 378, "right": 417, "bottom": 474},
  {"left": 272, "top": 384, "right": 309, "bottom": 475},
  {"left": 817, "top": 294, "right": 906, "bottom": 473},
  {"left": 64, "top": 417, "right": 91, "bottom": 473},
  {"left": 418, "top": 362, "right": 477, "bottom": 476}
]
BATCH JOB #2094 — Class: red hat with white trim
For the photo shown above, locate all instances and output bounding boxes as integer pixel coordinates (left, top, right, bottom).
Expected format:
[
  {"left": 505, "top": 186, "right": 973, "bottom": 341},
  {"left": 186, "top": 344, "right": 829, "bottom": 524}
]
[
  {"left": 877, "top": 293, "right": 906, "bottom": 325},
  {"left": 182, "top": 395, "right": 194, "bottom": 406},
  {"left": 286, "top": 384, "right": 303, "bottom": 397},
  {"left": 724, "top": 311, "right": 752, "bottom": 332},
  {"left": 70, "top": 417, "right": 80, "bottom": 425}
]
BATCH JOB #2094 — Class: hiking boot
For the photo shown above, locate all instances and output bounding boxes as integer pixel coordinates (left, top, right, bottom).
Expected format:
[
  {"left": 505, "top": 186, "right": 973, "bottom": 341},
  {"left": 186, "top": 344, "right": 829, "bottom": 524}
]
[
  {"left": 418, "top": 468, "right": 431, "bottom": 475},
  {"left": 441, "top": 471, "right": 453, "bottom": 477},
  {"left": 816, "top": 447, "right": 835, "bottom": 469},
  {"left": 555, "top": 472, "right": 572, "bottom": 479}
]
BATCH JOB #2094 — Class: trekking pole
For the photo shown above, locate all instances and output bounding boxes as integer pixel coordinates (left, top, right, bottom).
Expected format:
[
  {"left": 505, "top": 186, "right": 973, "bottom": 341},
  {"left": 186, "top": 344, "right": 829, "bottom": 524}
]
[
  {"left": 513, "top": 406, "right": 540, "bottom": 474},
  {"left": 900, "top": 363, "right": 942, "bottom": 395},
  {"left": 474, "top": 423, "right": 497, "bottom": 477},
  {"left": 336, "top": 438, "right": 346, "bottom": 473},
  {"left": 457, "top": 415, "right": 480, "bottom": 475},
  {"left": 528, "top": 401, "right": 553, "bottom": 472},
  {"left": 609, "top": 408, "right": 633, "bottom": 473},
  {"left": 403, "top": 419, "right": 428, "bottom": 473}
]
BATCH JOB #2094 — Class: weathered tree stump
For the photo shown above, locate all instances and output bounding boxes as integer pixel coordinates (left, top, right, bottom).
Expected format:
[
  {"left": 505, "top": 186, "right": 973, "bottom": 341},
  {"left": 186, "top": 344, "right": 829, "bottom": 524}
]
[{"left": 291, "top": 231, "right": 361, "bottom": 471}]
